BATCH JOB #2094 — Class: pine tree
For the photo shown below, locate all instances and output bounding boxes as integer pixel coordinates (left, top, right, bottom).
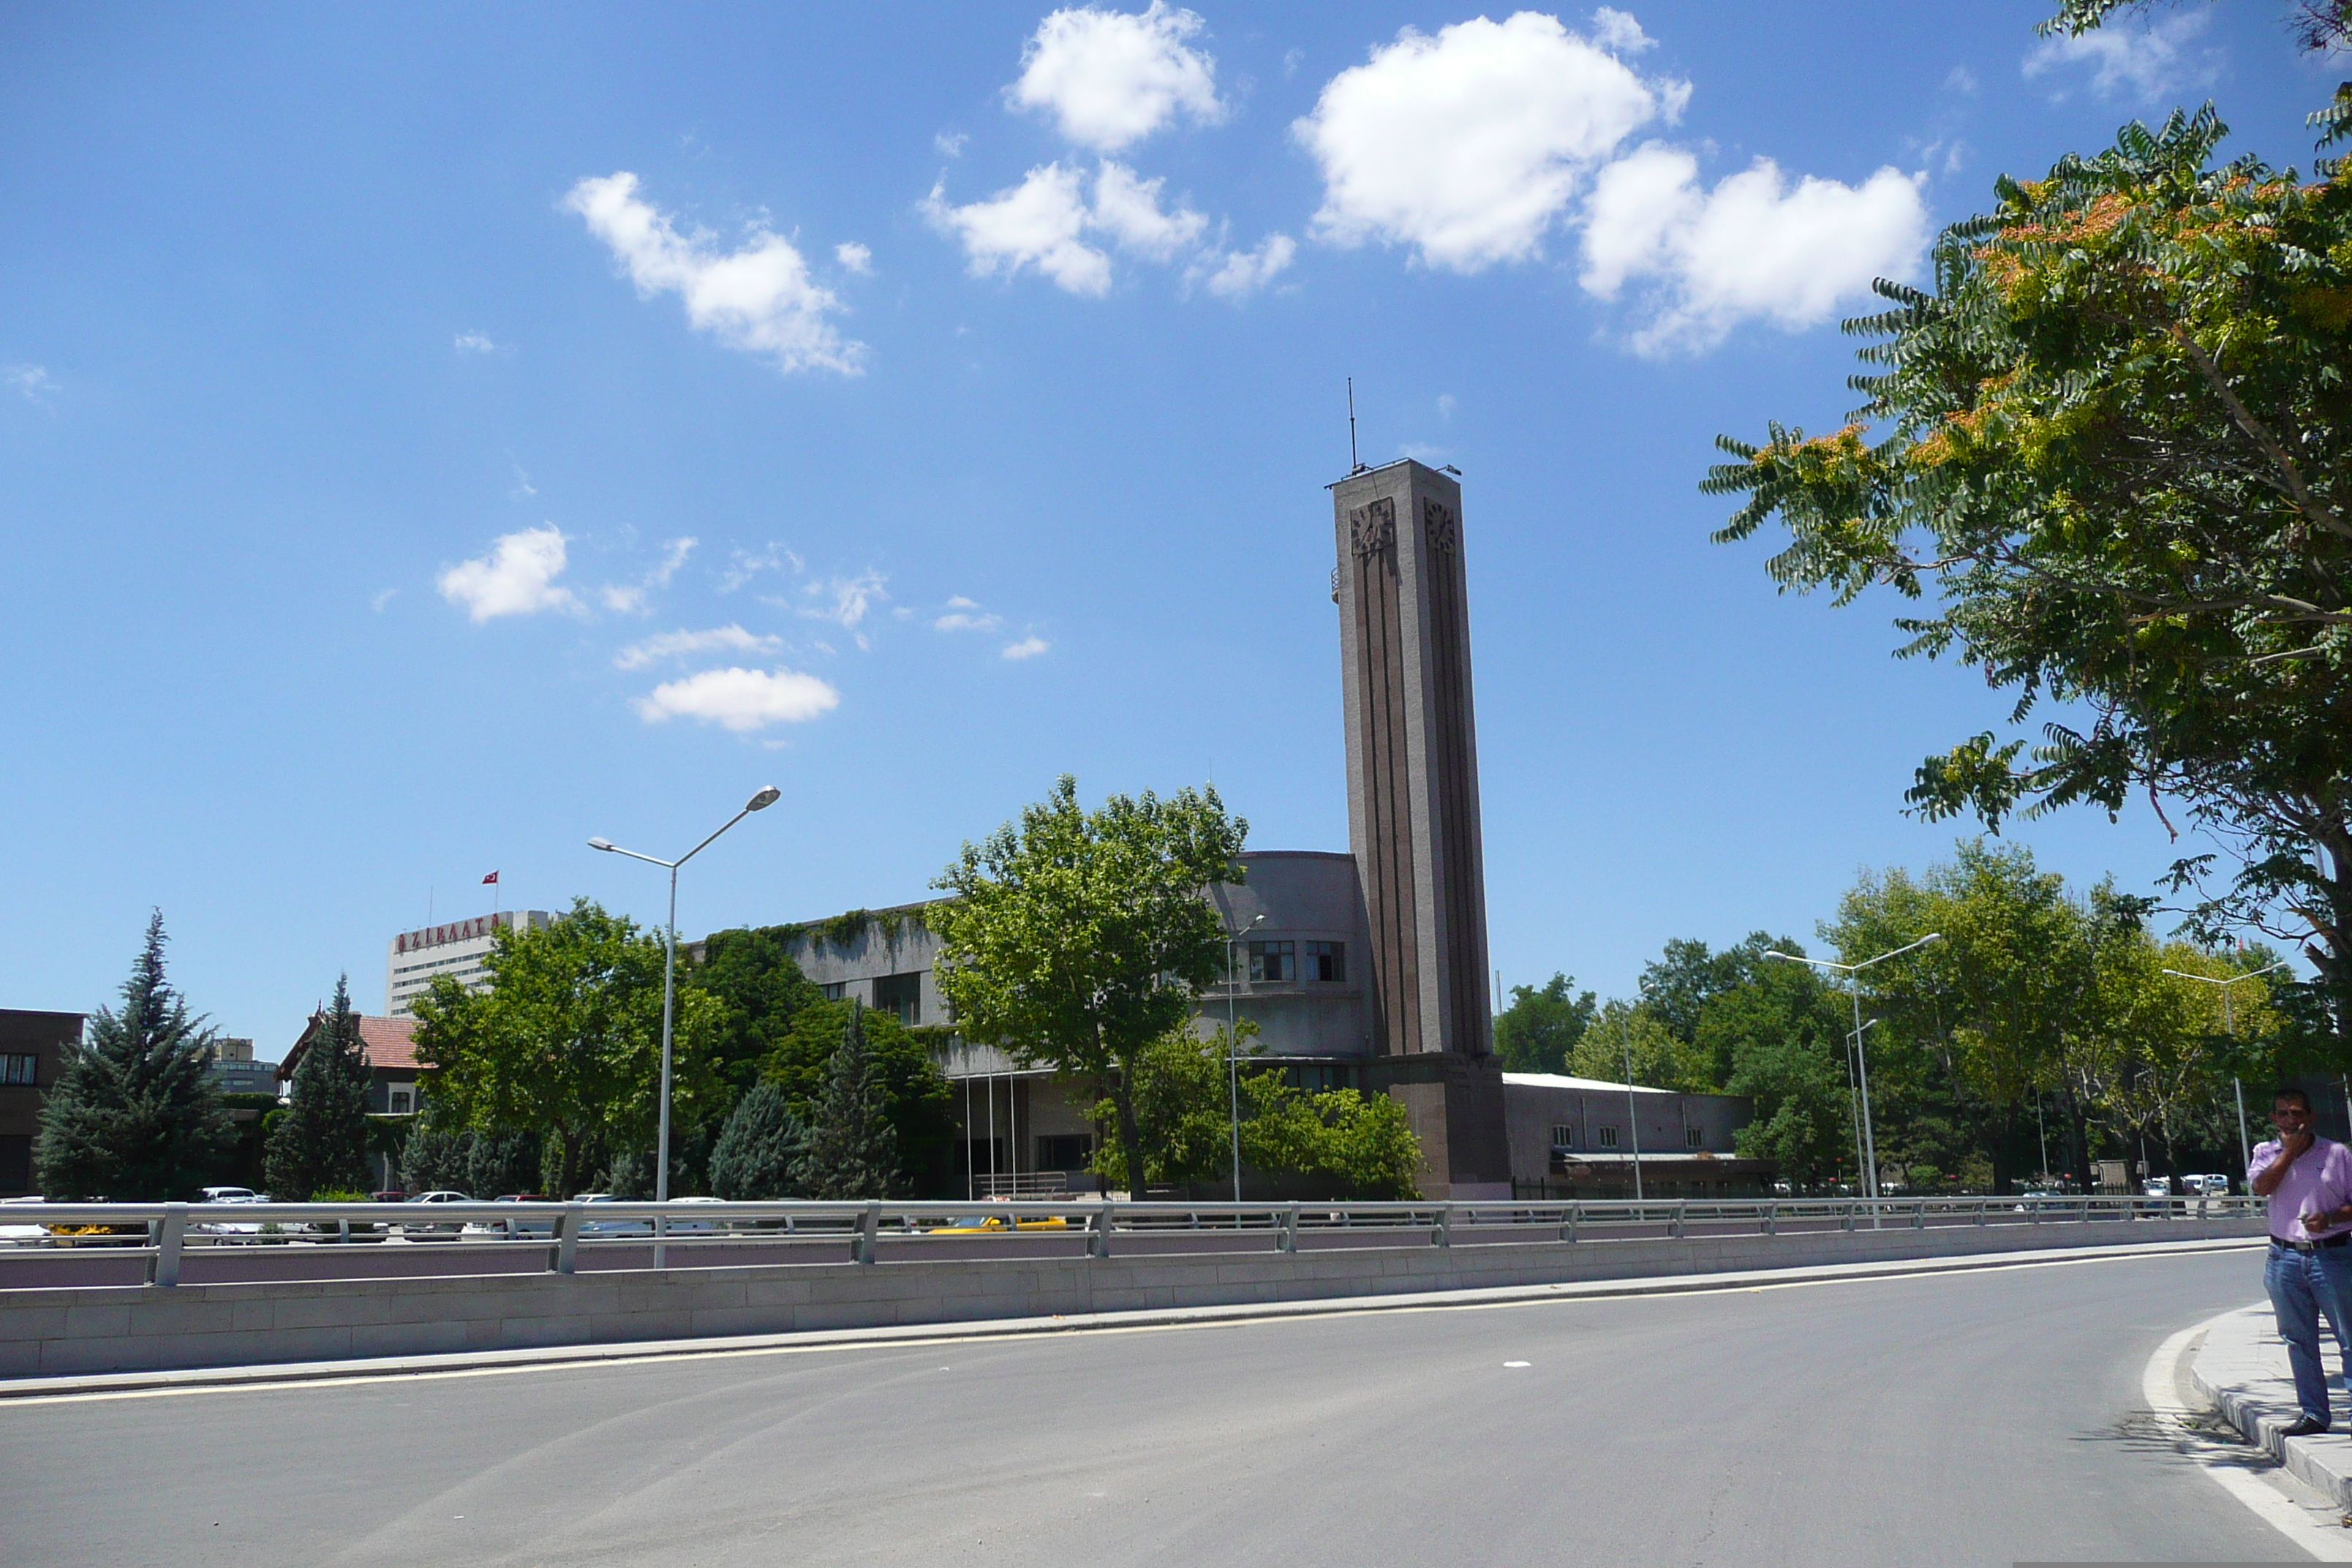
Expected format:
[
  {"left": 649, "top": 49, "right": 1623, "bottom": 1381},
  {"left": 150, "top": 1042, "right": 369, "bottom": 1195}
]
[
  {"left": 709, "top": 1083, "right": 810, "bottom": 1199},
  {"left": 34, "top": 911, "right": 235, "bottom": 1200},
  {"left": 794, "top": 1001, "right": 902, "bottom": 1199},
  {"left": 264, "top": 974, "right": 374, "bottom": 1199}
]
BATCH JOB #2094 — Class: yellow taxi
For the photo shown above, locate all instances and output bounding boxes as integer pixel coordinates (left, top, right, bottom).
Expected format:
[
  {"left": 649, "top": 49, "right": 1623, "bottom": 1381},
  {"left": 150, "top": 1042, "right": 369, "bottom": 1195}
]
[{"left": 924, "top": 1212, "right": 1070, "bottom": 1234}]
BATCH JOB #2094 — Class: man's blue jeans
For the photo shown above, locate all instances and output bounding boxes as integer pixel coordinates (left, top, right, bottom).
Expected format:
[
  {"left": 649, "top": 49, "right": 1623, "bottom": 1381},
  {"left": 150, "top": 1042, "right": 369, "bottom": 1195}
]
[{"left": 2264, "top": 1240, "right": 2352, "bottom": 1423}]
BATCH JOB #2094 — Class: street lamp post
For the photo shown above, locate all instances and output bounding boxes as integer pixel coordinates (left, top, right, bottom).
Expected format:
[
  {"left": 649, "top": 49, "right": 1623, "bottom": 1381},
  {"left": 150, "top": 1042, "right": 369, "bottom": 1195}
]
[
  {"left": 590, "top": 785, "right": 780, "bottom": 1264},
  {"left": 1627, "top": 978, "right": 1651, "bottom": 1204},
  {"left": 1766, "top": 934, "right": 1942, "bottom": 1220},
  {"left": 1224, "top": 911, "right": 1265, "bottom": 1204},
  {"left": 2162, "top": 959, "right": 2289, "bottom": 1179}
]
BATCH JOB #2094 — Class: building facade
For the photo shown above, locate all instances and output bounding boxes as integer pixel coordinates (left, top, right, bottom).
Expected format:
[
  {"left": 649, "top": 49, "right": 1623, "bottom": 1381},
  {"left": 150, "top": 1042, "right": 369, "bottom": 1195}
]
[
  {"left": 755, "top": 459, "right": 1757, "bottom": 1200},
  {"left": 278, "top": 1012, "right": 426, "bottom": 1117},
  {"left": 385, "top": 910, "right": 551, "bottom": 1017},
  {"left": 0, "top": 1010, "right": 82, "bottom": 1196},
  {"left": 207, "top": 1038, "right": 282, "bottom": 1096}
]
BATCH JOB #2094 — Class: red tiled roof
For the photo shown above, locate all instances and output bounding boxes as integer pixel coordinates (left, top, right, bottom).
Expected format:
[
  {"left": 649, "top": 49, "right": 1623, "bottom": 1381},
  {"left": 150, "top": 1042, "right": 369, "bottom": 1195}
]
[{"left": 279, "top": 1012, "right": 421, "bottom": 1081}]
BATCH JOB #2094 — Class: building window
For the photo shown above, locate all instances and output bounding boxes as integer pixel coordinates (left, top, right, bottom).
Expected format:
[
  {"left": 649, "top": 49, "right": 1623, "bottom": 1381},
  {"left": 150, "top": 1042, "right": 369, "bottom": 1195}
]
[
  {"left": 1284, "top": 1063, "right": 1353, "bottom": 1093},
  {"left": 1550, "top": 1123, "right": 1576, "bottom": 1149},
  {"left": 387, "top": 1084, "right": 416, "bottom": 1115},
  {"left": 820, "top": 981, "right": 848, "bottom": 1000},
  {"left": 1248, "top": 940, "right": 1295, "bottom": 982},
  {"left": 0, "top": 1054, "right": 37, "bottom": 1087},
  {"left": 1598, "top": 1126, "right": 1619, "bottom": 1147},
  {"left": 1305, "top": 941, "right": 1346, "bottom": 982},
  {"left": 874, "top": 972, "right": 922, "bottom": 1026},
  {"left": 1685, "top": 1126, "right": 1703, "bottom": 1148},
  {"left": 1036, "top": 1134, "right": 1093, "bottom": 1170}
]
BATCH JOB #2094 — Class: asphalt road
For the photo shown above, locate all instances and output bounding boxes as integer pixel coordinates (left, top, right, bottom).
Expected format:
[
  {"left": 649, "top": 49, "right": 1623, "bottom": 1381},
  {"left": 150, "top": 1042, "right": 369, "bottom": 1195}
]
[{"left": 1, "top": 1246, "right": 2310, "bottom": 1566}]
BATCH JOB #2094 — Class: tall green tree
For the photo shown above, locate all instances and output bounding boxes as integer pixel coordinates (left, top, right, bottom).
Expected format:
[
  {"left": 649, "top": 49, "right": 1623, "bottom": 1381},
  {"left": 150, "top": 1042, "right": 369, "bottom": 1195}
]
[
  {"left": 794, "top": 1001, "right": 901, "bottom": 1199},
  {"left": 1567, "top": 1000, "right": 1716, "bottom": 1093},
  {"left": 35, "top": 912, "right": 234, "bottom": 1200},
  {"left": 408, "top": 897, "right": 722, "bottom": 1196},
  {"left": 760, "top": 998, "right": 954, "bottom": 1188},
  {"left": 691, "top": 924, "right": 821, "bottom": 1101},
  {"left": 264, "top": 974, "right": 373, "bottom": 1199},
  {"left": 1705, "top": 95, "right": 2352, "bottom": 1060},
  {"left": 1494, "top": 974, "right": 1598, "bottom": 1074},
  {"left": 709, "top": 1083, "right": 810, "bottom": 1200},
  {"left": 1699, "top": 957, "right": 1861, "bottom": 1187},
  {"left": 930, "top": 774, "right": 1248, "bottom": 1197},
  {"left": 1086, "top": 1023, "right": 1254, "bottom": 1191}
]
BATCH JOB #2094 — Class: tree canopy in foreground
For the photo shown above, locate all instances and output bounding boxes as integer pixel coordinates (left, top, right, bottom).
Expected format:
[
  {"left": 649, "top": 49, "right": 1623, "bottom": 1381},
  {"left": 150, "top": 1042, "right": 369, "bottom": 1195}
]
[
  {"left": 1705, "top": 96, "right": 2351, "bottom": 1056},
  {"left": 930, "top": 774, "right": 1247, "bottom": 1196}
]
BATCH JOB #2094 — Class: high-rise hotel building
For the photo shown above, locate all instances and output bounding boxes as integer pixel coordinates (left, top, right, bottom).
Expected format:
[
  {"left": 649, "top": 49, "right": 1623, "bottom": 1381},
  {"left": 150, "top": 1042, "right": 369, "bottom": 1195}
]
[{"left": 385, "top": 911, "right": 550, "bottom": 1016}]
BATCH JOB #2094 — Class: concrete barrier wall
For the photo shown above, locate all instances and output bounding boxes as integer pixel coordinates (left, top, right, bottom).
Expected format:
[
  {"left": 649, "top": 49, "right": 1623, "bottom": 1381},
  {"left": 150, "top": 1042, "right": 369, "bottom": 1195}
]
[{"left": 0, "top": 1215, "right": 2265, "bottom": 1379}]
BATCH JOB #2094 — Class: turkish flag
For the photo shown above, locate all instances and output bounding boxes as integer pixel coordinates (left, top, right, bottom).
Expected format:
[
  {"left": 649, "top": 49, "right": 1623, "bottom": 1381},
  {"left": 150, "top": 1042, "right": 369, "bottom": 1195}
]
[{"left": 482, "top": 871, "right": 500, "bottom": 884}]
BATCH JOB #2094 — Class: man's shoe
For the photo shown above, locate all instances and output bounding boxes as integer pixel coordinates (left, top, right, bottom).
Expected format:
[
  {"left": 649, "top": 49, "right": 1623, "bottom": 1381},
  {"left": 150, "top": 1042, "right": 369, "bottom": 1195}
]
[{"left": 2283, "top": 1417, "right": 2332, "bottom": 1437}]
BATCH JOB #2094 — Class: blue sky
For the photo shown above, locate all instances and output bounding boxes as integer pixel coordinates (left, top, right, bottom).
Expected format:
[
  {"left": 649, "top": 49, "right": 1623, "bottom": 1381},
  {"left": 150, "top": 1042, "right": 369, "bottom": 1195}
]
[{"left": 0, "top": 2, "right": 2329, "bottom": 1048}]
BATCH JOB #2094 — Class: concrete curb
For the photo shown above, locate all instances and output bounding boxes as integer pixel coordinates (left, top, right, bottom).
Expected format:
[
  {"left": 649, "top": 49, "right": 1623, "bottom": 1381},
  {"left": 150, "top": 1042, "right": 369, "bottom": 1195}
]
[
  {"left": 2190, "top": 1300, "right": 2352, "bottom": 1511},
  {"left": 3, "top": 1233, "right": 2261, "bottom": 1401}
]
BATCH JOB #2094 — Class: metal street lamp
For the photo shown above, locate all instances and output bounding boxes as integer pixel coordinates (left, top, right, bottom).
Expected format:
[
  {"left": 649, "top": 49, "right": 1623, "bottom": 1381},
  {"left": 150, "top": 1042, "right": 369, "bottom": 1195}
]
[
  {"left": 2163, "top": 959, "right": 2289, "bottom": 1178},
  {"left": 590, "top": 785, "right": 780, "bottom": 1262},
  {"left": 1224, "top": 911, "right": 1265, "bottom": 1203},
  {"left": 1766, "top": 933, "right": 1942, "bottom": 1216},
  {"left": 1628, "top": 977, "right": 1652, "bottom": 1204}
]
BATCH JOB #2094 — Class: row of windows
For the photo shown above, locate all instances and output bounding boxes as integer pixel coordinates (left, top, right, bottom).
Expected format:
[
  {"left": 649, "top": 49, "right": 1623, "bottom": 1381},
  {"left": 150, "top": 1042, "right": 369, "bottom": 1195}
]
[
  {"left": 1, "top": 1054, "right": 39, "bottom": 1087},
  {"left": 1244, "top": 940, "right": 1346, "bottom": 984},
  {"left": 1552, "top": 1123, "right": 1708, "bottom": 1150},
  {"left": 819, "top": 974, "right": 923, "bottom": 1026},
  {"left": 391, "top": 951, "right": 489, "bottom": 979}
]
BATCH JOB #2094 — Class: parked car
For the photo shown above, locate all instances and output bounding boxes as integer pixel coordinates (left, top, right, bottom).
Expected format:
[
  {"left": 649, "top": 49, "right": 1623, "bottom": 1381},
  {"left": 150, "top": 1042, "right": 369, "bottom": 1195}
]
[
  {"left": 2182, "top": 1173, "right": 2232, "bottom": 1196},
  {"left": 924, "top": 1213, "right": 1070, "bottom": 1235},
  {"left": 199, "top": 1186, "right": 265, "bottom": 1203},
  {"left": 399, "top": 1189, "right": 474, "bottom": 1238},
  {"left": 574, "top": 1194, "right": 652, "bottom": 1237},
  {"left": 2143, "top": 1177, "right": 2174, "bottom": 1198},
  {"left": 461, "top": 1195, "right": 559, "bottom": 1240}
]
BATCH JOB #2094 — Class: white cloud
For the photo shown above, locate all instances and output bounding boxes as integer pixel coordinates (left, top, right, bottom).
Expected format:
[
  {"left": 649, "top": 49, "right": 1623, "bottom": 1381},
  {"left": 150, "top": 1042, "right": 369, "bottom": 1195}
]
[
  {"left": 1295, "top": 12, "right": 1686, "bottom": 273},
  {"left": 935, "top": 130, "right": 969, "bottom": 158},
  {"left": 1282, "top": 48, "right": 1304, "bottom": 79},
  {"left": 926, "top": 160, "right": 1232, "bottom": 294},
  {"left": 1437, "top": 393, "right": 1456, "bottom": 419},
  {"left": 598, "top": 535, "right": 697, "bottom": 614},
  {"left": 1579, "top": 143, "right": 1929, "bottom": 355},
  {"left": 924, "top": 165, "right": 1110, "bottom": 295},
  {"left": 1002, "top": 636, "right": 1052, "bottom": 660},
  {"left": 1588, "top": 7, "right": 1654, "bottom": 54},
  {"left": 935, "top": 596, "right": 1006, "bottom": 633},
  {"left": 2023, "top": 10, "right": 2217, "bottom": 102},
  {"left": 1090, "top": 162, "right": 1207, "bottom": 260},
  {"left": 1944, "top": 64, "right": 1979, "bottom": 94},
  {"left": 633, "top": 666, "right": 840, "bottom": 731},
  {"left": 453, "top": 331, "right": 499, "bottom": 355},
  {"left": 6, "top": 364, "right": 55, "bottom": 402},
  {"left": 800, "top": 571, "right": 889, "bottom": 648},
  {"left": 1009, "top": 3, "right": 1224, "bottom": 152},
  {"left": 718, "top": 543, "right": 803, "bottom": 593},
  {"left": 370, "top": 587, "right": 399, "bottom": 612},
  {"left": 614, "top": 624, "right": 782, "bottom": 670},
  {"left": 1192, "top": 233, "right": 1297, "bottom": 300},
  {"left": 564, "top": 172, "right": 864, "bottom": 374},
  {"left": 835, "top": 241, "right": 873, "bottom": 275},
  {"left": 437, "top": 525, "right": 582, "bottom": 622}
]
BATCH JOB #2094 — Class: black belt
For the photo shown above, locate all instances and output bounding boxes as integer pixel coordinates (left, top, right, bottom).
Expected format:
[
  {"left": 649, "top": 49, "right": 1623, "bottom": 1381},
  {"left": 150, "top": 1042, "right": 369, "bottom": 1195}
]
[{"left": 2273, "top": 1234, "right": 2352, "bottom": 1251}]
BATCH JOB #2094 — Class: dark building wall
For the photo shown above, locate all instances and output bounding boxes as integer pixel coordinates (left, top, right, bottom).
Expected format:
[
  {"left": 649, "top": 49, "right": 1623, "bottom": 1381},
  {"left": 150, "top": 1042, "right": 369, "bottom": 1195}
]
[{"left": 0, "top": 1010, "right": 85, "bottom": 1196}]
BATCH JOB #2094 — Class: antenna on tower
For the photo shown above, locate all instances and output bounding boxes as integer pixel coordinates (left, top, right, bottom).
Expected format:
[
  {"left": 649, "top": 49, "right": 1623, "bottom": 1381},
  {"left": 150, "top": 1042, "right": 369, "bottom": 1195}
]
[{"left": 1347, "top": 377, "right": 1365, "bottom": 473}]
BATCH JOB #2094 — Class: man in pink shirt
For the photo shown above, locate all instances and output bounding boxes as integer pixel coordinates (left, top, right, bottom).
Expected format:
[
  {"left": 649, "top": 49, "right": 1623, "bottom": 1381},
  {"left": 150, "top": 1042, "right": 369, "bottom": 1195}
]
[{"left": 2251, "top": 1087, "right": 2352, "bottom": 1435}]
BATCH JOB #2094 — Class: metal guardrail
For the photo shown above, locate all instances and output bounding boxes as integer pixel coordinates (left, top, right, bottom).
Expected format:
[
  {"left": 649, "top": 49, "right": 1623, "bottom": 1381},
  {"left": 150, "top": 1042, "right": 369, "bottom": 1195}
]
[{"left": 0, "top": 1194, "right": 2265, "bottom": 1288}]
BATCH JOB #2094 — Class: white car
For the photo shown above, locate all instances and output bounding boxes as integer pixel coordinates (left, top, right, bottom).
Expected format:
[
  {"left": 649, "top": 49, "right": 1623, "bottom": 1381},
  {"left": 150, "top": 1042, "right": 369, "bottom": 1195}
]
[
  {"left": 575, "top": 1194, "right": 653, "bottom": 1237},
  {"left": 399, "top": 1190, "right": 474, "bottom": 1237},
  {"left": 2143, "top": 1177, "right": 2174, "bottom": 1198}
]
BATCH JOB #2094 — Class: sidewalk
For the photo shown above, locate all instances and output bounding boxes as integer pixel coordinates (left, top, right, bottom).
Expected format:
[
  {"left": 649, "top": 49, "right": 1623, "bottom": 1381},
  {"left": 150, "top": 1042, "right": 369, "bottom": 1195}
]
[{"left": 2190, "top": 1302, "right": 2352, "bottom": 1511}]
